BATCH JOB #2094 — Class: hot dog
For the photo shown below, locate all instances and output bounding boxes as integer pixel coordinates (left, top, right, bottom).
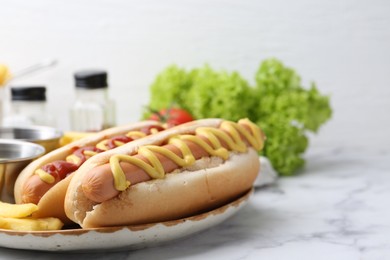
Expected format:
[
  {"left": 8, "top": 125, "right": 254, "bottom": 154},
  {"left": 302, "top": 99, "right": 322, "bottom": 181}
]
[
  {"left": 64, "top": 118, "right": 265, "bottom": 228},
  {"left": 14, "top": 121, "right": 166, "bottom": 224}
]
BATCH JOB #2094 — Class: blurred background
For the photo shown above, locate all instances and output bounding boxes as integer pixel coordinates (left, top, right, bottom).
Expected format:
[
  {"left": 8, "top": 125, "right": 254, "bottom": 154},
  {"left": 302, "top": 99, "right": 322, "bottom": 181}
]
[{"left": 1, "top": 0, "right": 389, "bottom": 150}]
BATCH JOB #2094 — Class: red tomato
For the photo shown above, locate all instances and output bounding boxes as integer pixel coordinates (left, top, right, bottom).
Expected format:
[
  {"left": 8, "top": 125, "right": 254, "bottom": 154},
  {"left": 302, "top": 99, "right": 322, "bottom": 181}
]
[{"left": 149, "top": 108, "right": 194, "bottom": 126}]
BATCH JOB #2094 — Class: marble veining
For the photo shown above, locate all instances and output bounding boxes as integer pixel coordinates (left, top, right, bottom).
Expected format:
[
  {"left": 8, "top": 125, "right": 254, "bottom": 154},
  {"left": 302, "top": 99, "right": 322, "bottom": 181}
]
[{"left": 0, "top": 145, "right": 388, "bottom": 259}]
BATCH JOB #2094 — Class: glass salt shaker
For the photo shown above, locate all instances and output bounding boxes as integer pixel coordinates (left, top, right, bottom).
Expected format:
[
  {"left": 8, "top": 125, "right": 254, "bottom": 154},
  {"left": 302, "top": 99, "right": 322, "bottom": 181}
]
[{"left": 70, "top": 70, "right": 116, "bottom": 132}]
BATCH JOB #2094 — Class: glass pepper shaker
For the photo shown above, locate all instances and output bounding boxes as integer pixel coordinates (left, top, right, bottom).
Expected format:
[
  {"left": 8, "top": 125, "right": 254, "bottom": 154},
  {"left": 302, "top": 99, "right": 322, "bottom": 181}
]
[{"left": 2, "top": 86, "right": 55, "bottom": 127}]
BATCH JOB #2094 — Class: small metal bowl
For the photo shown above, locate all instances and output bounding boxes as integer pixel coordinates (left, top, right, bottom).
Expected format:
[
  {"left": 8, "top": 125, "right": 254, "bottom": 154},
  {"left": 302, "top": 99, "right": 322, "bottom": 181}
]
[
  {"left": 0, "top": 140, "right": 45, "bottom": 202},
  {"left": 0, "top": 126, "right": 63, "bottom": 153}
]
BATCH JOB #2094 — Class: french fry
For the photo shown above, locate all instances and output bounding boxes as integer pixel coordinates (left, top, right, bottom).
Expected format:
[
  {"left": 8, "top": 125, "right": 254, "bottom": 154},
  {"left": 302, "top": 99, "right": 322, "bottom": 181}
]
[
  {"left": 0, "top": 217, "right": 63, "bottom": 231},
  {"left": 0, "top": 201, "right": 38, "bottom": 218},
  {"left": 59, "top": 131, "right": 95, "bottom": 146},
  {"left": 0, "top": 201, "right": 64, "bottom": 231},
  {"left": 0, "top": 64, "right": 11, "bottom": 86}
]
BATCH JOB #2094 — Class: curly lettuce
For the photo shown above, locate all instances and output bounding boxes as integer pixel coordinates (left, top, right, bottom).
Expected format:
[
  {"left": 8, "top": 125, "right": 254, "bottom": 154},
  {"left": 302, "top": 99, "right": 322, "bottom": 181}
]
[
  {"left": 145, "top": 65, "right": 253, "bottom": 121},
  {"left": 251, "top": 59, "right": 332, "bottom": 175},
  {"left": 184, "top": 66, "right": 253, "bottom": 121},
  {"left": 145, "top": 58, "right": 332, "bottom": 175},
  {"left": 147, "top": 65, "right": 191, "bottom": 111}
]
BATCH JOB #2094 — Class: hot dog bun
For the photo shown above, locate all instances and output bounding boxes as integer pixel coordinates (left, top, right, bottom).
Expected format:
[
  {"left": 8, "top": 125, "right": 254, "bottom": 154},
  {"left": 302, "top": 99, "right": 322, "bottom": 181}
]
[
  {"left": 14, "top": 120, "right": 163, "bottom": 224},
  {"left": 65, "top": 118, "right": 264, "bottom": 228}
]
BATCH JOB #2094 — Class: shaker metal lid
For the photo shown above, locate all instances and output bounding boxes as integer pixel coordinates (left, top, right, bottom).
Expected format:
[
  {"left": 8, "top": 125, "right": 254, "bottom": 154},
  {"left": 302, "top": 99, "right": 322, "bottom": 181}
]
[
  {"left": 74, "top": 70, "right": 108, "bottom": 89},
  {"left": 10, "top": 86, "right": 46, "bottom": 101}
]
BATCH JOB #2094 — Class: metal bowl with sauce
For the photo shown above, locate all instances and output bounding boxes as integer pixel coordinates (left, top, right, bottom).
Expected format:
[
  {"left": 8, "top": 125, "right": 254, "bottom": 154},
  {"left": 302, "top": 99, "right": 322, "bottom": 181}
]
[
  {"left": 0, "top": 126, "right": 62, "bottom": 153},
  {"left": 0, "top": 140, "right": 45, "bottom": 202}
]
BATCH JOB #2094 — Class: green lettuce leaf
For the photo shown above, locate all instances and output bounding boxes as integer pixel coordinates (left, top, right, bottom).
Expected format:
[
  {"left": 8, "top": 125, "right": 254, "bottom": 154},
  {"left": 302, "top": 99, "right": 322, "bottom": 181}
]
[{"left": 145, "top": 58, "right": 332, "bottom": 175}]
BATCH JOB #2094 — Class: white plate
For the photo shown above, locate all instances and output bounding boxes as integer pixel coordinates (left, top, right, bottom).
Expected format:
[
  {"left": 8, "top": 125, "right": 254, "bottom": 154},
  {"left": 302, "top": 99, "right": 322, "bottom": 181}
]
[
  {"left": 0, "top": 189, "right": 253, "bottom": 252},
  {"left": 254, "top": 156, "right": 278, "bottom": 187}
]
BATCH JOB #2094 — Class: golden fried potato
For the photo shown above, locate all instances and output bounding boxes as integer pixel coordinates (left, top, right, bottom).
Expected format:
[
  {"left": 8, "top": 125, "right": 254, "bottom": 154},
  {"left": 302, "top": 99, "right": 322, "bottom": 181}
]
[
  {"left": 0, "top": 201, "right": 38, "bottom": 218},
  {"left": 0, "top": 201, "right": 64, "bottom": 231},
  {"left": 59, "top": 131, "right": 95, "bottom": 146},
  {"left": 0, "top": 216, "right": 63, "bottom": 231}
]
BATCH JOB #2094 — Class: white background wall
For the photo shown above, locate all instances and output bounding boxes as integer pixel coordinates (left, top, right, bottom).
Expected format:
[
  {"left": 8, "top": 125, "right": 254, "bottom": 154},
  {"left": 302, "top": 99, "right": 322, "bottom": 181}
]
[{"left": 1, "top": 0, "right": 389, "bottom": 150}]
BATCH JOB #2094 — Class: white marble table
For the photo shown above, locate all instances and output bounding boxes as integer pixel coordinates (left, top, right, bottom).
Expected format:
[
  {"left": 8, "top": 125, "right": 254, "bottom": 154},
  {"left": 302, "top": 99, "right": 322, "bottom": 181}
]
[{"left": 0, "top": 145, "right": 388, "bottom": 259}]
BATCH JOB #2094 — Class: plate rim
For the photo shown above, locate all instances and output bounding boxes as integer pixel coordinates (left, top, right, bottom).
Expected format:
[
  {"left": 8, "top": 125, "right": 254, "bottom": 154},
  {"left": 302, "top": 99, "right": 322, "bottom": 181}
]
[{"left": 0, "top": 188, "right": 253, "bottom": 238}]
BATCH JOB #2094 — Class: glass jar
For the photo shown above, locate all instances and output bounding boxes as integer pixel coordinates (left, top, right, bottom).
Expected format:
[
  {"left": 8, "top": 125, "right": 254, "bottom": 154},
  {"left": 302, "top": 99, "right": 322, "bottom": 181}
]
[
  {"left": 70, "top": 70, "right": 116, "bottom": 132},
  {"left": 2, "top": 86, "right": 55, "bottom": 127}
]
